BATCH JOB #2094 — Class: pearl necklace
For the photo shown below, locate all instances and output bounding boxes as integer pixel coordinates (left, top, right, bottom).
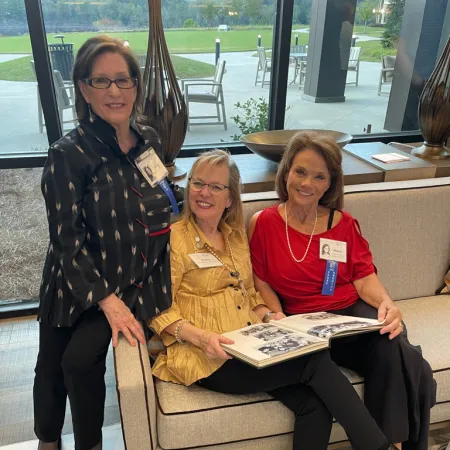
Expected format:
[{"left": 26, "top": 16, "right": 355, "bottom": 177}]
[{"left": 284, "top": 203, "right": 317, "bottom": 263}]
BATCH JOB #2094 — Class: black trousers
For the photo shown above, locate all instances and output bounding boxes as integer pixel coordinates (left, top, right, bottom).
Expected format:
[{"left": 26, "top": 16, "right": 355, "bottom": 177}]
[
  {"left": 329, "top": 300, "right": 436, "bottom": 450},
  {"left": 33, "top": 307, "right": 112, "bottom": 450},
  {"left": 199, "top": 350, "right": 389, "bottom": 450}
]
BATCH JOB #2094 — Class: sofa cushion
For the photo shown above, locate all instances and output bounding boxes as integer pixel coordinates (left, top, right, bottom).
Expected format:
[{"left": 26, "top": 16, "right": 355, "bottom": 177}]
[{"left": 154, "top": 295, "right": 450, "bottom": 449}]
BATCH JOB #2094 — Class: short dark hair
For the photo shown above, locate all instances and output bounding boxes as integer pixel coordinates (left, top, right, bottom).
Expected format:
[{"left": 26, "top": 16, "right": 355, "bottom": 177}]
[
  {"left": 275, "top": 131, "right": 344, "bottom": 210},
  {"left": 72, "top": 35, "right": 144, "bottom": 121}
]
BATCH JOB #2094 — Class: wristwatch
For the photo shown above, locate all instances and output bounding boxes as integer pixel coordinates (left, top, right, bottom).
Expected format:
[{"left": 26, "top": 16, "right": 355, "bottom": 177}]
[{"left": 262, "top": 311, "right": 276, "bottom": 323}]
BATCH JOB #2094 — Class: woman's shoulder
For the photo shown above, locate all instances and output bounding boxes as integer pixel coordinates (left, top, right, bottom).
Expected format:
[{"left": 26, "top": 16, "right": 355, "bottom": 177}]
[
  {"left": 135, "top": 123, "right": 163, "bottom": 155},
  {"left": 252, "top": 204, "right": 279, "bottom": 223},
  {"left": 49, "top": 126, "right": 97, "bottom": 158},
  {"left": 170, "top": 220, "right": 192, "bottom": 248},
  {"left": 248, "top": 204, "right": 280, "bottom": 240},
  {"left": 340, "top": 210, "right": 357, "bottom": 224},
  {"left": 45, "top": 127, "right": 102, "bottom": 175},
  {"left": 336, "top": 210, "right": 363, "bottom": 236},
  {"left": 171, "top": 219, "right": 188, "bottom": 235},
  {"left": 136, "top": 123, "right": 160, "bottom": 141}
]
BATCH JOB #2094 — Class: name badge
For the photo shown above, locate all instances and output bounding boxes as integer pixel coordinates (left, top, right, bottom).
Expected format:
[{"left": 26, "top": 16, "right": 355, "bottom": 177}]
[
  {"left": 319, "top": 238, "right": 347, "bottom": 263},
  {"left": 135, "top": 148, "right": 168, "bottom": 188},
  {"left": 188, "top": 253, "right": 223, "bottom": 268},
  {"left": 321, "top": 260, "right": 338, "bottom": 296}
]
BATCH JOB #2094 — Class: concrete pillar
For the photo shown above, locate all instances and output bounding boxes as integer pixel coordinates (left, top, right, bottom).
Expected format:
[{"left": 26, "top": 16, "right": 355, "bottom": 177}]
[
  {"left": 302, "top": 0, "right": 357, "bottom": 103},
  {"left": 384, "top": 0, "right": 450, "bottom": 131},
  {"left": 438, "top": 4, "right": 450, "bottom": 57}
]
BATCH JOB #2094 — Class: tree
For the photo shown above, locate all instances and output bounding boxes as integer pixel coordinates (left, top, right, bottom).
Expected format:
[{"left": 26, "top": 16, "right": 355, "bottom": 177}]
[
  {"left": 243, "top": 0, "right": 263, "bottom": 25},
  {"left": 200, "top": 0, "right": 217, "bottom": 28},
  {"left": 356, "top": 0, "right": 377, "bottom": 33},
  {"left": 293, "top": 0, "right": 312, "bottom": 25},
  {"left": 382, "top": 0, "right": 405, "bottom": 48},
  {"left": 183, "top": 18, "right": 200, "bottom": 28}
]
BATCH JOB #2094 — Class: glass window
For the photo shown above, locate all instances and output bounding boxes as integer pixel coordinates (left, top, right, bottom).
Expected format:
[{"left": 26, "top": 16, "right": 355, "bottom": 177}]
[
  {"left": 284, "top": 0, "right": 405, "bottom": 136},
  {"left": 161, "top": 0, "right": 276, "bottom": 147},
  {"left": 0, "top": 17, "right": 50, "bottom": 156}
]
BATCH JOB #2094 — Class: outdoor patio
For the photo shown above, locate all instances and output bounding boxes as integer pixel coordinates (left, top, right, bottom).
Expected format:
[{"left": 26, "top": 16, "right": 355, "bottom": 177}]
[{"left": 0, "top": 50, "right": 391, "bottom": 155}]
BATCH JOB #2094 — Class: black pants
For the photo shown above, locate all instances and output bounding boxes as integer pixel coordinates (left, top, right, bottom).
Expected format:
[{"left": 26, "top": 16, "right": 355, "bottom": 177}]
[
  {"left": 199, "top": 350, "right": 389, "bottom": 450},
  {"left": 329, "top": 300, "right": 436, "bottom": 450},
  {"left": 33, "top": 307, "right": 112, "bottom": 450}
]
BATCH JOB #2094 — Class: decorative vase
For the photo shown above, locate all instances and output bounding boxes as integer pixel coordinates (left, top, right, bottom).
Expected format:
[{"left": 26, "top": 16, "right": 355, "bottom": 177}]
[
  {"left": 140, "top": 0, "right": 188, "bottom": 178},
  {"left": 413, "top": 36, "right": 450, "bottom": 160}
]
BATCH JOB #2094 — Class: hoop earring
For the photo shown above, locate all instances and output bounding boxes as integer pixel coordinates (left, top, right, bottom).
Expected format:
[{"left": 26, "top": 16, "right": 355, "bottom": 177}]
[{"left": 88, "top": 104, "right": 95, "bottom": 123}]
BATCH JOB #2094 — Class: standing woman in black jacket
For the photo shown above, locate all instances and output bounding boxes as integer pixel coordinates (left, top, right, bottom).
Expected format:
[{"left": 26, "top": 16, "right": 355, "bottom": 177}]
[{"left": 34, "top": 35, "right": 182, "bottom": 450}]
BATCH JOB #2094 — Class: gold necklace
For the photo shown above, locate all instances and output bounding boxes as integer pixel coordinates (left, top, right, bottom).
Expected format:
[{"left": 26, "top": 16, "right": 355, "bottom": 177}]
[{"left": 204, "top": 236, "right": 248, "bottom": 297}]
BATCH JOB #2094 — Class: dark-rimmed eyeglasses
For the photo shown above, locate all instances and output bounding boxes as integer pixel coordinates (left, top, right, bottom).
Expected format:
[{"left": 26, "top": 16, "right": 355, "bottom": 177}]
[
  {"left": 83, "top": 77, "right": 137, "bottom": 89},
  {"left": 188, "top": 178, "right": 230, "bottom": 195}
]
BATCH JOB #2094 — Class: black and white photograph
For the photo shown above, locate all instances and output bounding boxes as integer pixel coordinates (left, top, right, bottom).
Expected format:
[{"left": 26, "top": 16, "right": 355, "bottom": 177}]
[
  {"left": 240, "top": 324, "right": 274, "bottom": 337},
  {"left": 254, "top": 327, "right": 293, "bottom": 342},
  {"left": 299, "top": 312, "right": 338, "bottom": 321},
  {"left": 257, "top": 335, "right": 314, "bottom": 357},
  {"left": 307, "top": 320, "right": 374, "bottom": 339}
]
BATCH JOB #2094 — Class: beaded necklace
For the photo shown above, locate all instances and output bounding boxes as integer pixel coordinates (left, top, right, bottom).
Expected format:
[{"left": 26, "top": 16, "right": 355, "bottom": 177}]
[
  {"left": 197, "top": 234, "right": 248, "bottom": 297},
  {"left": 284, "top": 203, "right": 317, "bottom": 263}
]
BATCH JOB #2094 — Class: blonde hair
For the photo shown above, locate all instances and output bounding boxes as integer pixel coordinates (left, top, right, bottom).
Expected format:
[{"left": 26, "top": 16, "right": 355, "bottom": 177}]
[
  {"left": 275, "top": 131, "right": 344, "bottom": 210},
  {"left": 183, "top": 149, "right": 244, "bottom": 229},
  {"left": 72, "top": 35, "right": 144, "bottom": 122}
]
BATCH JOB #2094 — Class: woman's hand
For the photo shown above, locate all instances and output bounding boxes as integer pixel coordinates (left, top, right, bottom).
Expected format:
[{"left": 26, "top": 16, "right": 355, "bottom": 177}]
[
  {"left": 378, "top": 299, "right": 403, "bottom": 340},
  {"left": 272, "top": 312, "right": 286, "bottom": 320},
  {"left": 197, "top": 330, "right": 234, "bottom": 360},
  {"left": 99, "top": 294, "right": 146, "bottom": 348}
]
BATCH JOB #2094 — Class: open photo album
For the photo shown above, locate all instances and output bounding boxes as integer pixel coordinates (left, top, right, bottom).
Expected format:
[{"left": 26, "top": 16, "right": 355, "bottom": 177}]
[{"left": 221, "top": 312, "right": 384, "bottom": 368}]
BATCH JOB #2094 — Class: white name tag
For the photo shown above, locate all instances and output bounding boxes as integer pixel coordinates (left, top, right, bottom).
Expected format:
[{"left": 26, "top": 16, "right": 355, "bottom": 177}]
[
  {"left": 188, "top": 253, "right": 223, "bottom": 268},
  {"left": 319, "top": 238, "right": 347, "bottom": 263},
  {"left": 135, "top": 148, "right": 168, "bottom": 188}
]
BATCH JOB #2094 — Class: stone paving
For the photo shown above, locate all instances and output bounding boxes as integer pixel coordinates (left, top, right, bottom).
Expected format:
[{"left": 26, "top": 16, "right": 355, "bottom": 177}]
[{"left": 0, "top": 50, "right": 392, "bottom": 155}]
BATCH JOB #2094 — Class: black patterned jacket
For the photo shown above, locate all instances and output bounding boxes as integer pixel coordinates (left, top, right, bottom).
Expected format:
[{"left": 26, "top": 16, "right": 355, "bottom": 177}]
[{"left": 38, "top": 115, "right": 183, "bottom": 327}]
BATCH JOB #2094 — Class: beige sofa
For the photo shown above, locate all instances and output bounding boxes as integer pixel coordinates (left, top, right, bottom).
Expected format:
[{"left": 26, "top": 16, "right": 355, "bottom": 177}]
[{"left": 114, "top": 177, "right": 450, "bottom": 450}]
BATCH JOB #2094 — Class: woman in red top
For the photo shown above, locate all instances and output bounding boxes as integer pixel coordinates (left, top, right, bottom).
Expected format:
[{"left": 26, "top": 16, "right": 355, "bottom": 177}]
[{"left": 249, "top": 132, "right": 436, "bottom": 450}]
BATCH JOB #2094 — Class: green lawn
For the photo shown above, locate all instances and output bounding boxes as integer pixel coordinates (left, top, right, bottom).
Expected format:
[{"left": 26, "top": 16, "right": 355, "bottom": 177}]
[
  {"left": 0, "top": 25, "right": 385, "bottom": 54},
  {"left": 0, "top": 28, "right": 277, "bottom": 54},
  {"left": 353, "top": 25, "right": 386, "bottom": 37},
  {"left": 0, "top": 54, "right": 215, "bottom": 82},
  {"left": 0, "top": 25, "right": 335, "bottom": 55},
  {"left": 358, "top": 40, "right": 396, "bottom": 62},
  {"left": 0, "top": 26, "right": 391, "bottom": 82}
]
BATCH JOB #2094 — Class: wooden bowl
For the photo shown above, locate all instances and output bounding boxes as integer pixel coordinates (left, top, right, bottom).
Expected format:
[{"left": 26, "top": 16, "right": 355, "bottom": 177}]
[{"left": 241, "top": 130, "right": 353, "bottom": 163}]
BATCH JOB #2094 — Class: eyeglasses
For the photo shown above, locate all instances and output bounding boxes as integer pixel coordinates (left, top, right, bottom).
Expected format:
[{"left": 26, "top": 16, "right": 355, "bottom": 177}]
[
  {"left": 83, "top": 77, "right": 137, "bottom": 89},
  {"left": 188, "top": 178, "right": 230, "bottom": 195}
]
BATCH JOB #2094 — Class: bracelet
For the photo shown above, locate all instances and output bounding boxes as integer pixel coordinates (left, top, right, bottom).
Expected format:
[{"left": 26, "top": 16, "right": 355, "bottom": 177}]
[
  {"left": 174, "top": 319, "right": 189, "bottom": 344},
  {"left": 262, "top": 311, "right": 275, "bottom": 323}
]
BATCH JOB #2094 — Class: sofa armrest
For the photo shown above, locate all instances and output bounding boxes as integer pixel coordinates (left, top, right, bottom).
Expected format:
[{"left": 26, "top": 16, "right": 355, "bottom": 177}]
[{"left": 114, "top": 335, "right": 158, "bottom": 450}]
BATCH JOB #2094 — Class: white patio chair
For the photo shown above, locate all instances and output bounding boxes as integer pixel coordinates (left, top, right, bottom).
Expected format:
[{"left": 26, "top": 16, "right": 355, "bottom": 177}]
[
  {"left": 289, "top": 44, "right": 308, "bottom": 87},
  {"left": 378, "top": 55, "right": 396, "bottom": 95},
  {"left": 255, "top": 46, "right": 271, "bottom": 87},
  {"left": 346, "top": 47, "right": 361, "bottom": 86},
  {"left": 30, "top": 60, "right": 77, "bottom": 133},
  {"left": 182, "top": 59, "right": 227, "bottom": 130}
]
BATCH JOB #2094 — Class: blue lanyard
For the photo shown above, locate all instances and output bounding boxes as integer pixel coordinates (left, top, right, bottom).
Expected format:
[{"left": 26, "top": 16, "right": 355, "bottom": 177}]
[{"left": 159, "top": 179, "right": 179, "bottom": 215}]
